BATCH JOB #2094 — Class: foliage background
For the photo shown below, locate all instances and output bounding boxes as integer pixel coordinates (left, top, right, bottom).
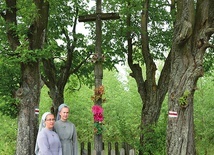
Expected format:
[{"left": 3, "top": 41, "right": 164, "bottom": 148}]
[{"left": 0, "top": 69, "right": 213, "bottom": 155}]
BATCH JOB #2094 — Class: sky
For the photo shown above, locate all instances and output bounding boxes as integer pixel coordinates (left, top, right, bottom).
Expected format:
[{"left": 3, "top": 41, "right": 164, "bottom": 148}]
[{"left": 76, "top": 1, "right": 95, "bottom": 34}]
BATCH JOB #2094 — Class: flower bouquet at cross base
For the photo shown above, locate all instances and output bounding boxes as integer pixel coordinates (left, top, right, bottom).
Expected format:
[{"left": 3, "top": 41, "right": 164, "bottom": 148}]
[{"left": 92, "top": 105, "right": 104, "bottom": 135}]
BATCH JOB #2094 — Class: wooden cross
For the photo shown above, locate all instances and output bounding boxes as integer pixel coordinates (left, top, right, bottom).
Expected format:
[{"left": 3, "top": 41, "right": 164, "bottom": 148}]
[{"left": 79, "top": 1, "right": 119, "bottom": 155}]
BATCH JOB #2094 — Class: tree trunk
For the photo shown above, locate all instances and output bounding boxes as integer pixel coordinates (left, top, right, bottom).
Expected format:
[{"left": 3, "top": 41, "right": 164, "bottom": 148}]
[
  {"left": 41, "top": 6, "right": 82, "bottom": 115},
  {"left": 16, "top": 62, "right": 41, "bottom": 155},
  {"left": 41, "top": 57, "right": 67, "bottom": 116},
  {"left": 167, "top": 0, "right": 214, "bottom": 154},
  {"left": 3, "top": 0, "right": 49, "bottom": 154},
  {"left": 48, "top": 84, "right": 64, "bottom": 116},
  {"left": 126, "top": 0, "right": 171, "bottom": 154},
  {"left": 167, "top": 45, "right": 197, "bottom": 154}
]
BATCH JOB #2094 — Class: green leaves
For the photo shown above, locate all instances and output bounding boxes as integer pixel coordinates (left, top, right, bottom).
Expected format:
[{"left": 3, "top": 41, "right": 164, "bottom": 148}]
[
  {"left": 0, "top": 113, "right": 17, "bottom": 154},
  {"left": 0, "top": 57, "right": 20, "bottom": 118},
  {"left": 194, "top": 76, "right": 214, "bottom": 154},
  {"left": 94, "top": 122, "right": 104, "bottom": 135},
  {"left": 0, "top": 69, "right": 214, "bottom": 154},
  {"left": 17, "top": 0, "right": 37, "bottom": 27}
]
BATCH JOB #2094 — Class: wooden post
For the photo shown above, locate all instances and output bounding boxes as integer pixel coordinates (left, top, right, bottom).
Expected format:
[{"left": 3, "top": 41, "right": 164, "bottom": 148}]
[
  {"left": 108, "top": 142, "right": 112, "bottom": 155},
  {"left": 94, "top": 1, "right": 102, "bottom": 153},
  {"left": 88, "top": 142, "right": 91, "bottom": 155},
  {"left": 79, "top": 1, "right": 119, "bottom": 155}
]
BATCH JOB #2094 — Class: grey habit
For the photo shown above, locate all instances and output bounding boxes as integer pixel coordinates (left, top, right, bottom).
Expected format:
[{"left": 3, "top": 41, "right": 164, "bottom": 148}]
[
  {"left": 37, "top": 128, "right": 62, "bottom": 155},
  {"left": 54, "top": 104, "right": 78, "bottom": 155},
  {"left": 35, "top": 112, "right": 62, "bottom": 155},
  {"left": 54, "top": 120, "right": 78, "bottom": 155}
]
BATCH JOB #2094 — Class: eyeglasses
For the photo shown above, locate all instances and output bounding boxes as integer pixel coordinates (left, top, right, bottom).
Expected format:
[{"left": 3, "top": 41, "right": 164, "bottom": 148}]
[{"left": 46, "top": 119, "right": 55, "bottom": 121}]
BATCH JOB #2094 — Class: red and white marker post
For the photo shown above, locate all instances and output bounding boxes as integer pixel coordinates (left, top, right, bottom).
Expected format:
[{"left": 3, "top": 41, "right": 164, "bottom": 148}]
[
  {"left": 168, "top": 111, "right": 178, "bottom": 118},
  {"left": 35, "top": 108, "right": 39, "bottom": 115}
]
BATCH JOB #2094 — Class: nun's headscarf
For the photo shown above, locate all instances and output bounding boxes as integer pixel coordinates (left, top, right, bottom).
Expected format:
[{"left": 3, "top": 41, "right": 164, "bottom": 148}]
[
  {"left": 56, "top": 103, "right": 69, "bottom": 121},
  {"left": 35, "top": 112, "right": 51, "bottom": 155}
]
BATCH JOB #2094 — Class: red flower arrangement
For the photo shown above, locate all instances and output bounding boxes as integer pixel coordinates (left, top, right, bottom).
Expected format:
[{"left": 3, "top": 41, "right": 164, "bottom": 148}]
[{"left": 92, "top": 105, "right": 104, "bottom": 135}]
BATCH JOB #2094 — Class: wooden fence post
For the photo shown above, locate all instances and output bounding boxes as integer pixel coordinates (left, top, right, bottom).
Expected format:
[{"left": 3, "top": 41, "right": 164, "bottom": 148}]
[
  {"left": 115, "top": 142, "right": 119, "bottom": 155},
  {"left": 81, "top": 142, "right": 87, "bottom": 155},
  {"left": 108, "top": 142, "right": 111, "bottom": 155},
  {"left": 88, "top": 142, "right": 91, "bottom": 155},
  {"left": 129, "top": 149, "right": 135, "bottom": 155},
  {"left": 80, "top": 142, "right": 135, "bottom": 155},
  {"left": 120, "top": 148, "right": 125, "bottom": 155}
]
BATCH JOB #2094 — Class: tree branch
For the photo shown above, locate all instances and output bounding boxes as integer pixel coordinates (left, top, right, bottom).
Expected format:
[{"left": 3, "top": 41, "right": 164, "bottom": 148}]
[
  {"left": 205, "top": 42, "right": 214, "bottom": 49},
  {"left": 5, "top": 0, "right": 20, "bottom": 50},
  {"left": 126, "top": 1, "right": 146, "bottom": 101},
  {"left": 58, "top": 6, "right": 79, "bottom": 88},
  {"left": 70, "top": 50, "right": 92, "bottom": 74},
  {"left": 175, "top": 20, "right": 193, "bottom": 45},
  {"left": 205, "top": 28, "right": 214, "bottom": 36}
]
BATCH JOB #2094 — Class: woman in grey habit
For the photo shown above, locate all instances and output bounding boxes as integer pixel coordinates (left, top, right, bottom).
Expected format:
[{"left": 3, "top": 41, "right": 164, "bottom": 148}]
[
  {"left": 54, "top": 104, "right": 78, "bottom": 155},
  {"left": 35, "top": 112, "right": 62, "bottom": 155}
]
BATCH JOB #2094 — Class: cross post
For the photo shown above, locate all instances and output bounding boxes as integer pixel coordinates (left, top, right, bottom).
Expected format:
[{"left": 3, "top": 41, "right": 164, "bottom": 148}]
[{"left": 79, "top": 1, "right": 119, "bottom": 155}]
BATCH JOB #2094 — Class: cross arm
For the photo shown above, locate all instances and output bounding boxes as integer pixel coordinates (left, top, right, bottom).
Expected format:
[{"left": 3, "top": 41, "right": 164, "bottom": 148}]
[{"left": 79, "top": 13, "right": 120, "bottom": 22}]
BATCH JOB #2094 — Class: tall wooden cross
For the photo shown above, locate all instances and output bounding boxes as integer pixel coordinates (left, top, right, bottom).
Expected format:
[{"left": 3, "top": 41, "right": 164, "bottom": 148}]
[{"left": 79, "top": 1, "right": 119, "bottom": 155}]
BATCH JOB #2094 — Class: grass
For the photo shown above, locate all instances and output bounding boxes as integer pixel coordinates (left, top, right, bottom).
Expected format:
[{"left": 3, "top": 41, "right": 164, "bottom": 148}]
[{"left": 0, "top": 113, "right": 17, "bottom": 155}]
